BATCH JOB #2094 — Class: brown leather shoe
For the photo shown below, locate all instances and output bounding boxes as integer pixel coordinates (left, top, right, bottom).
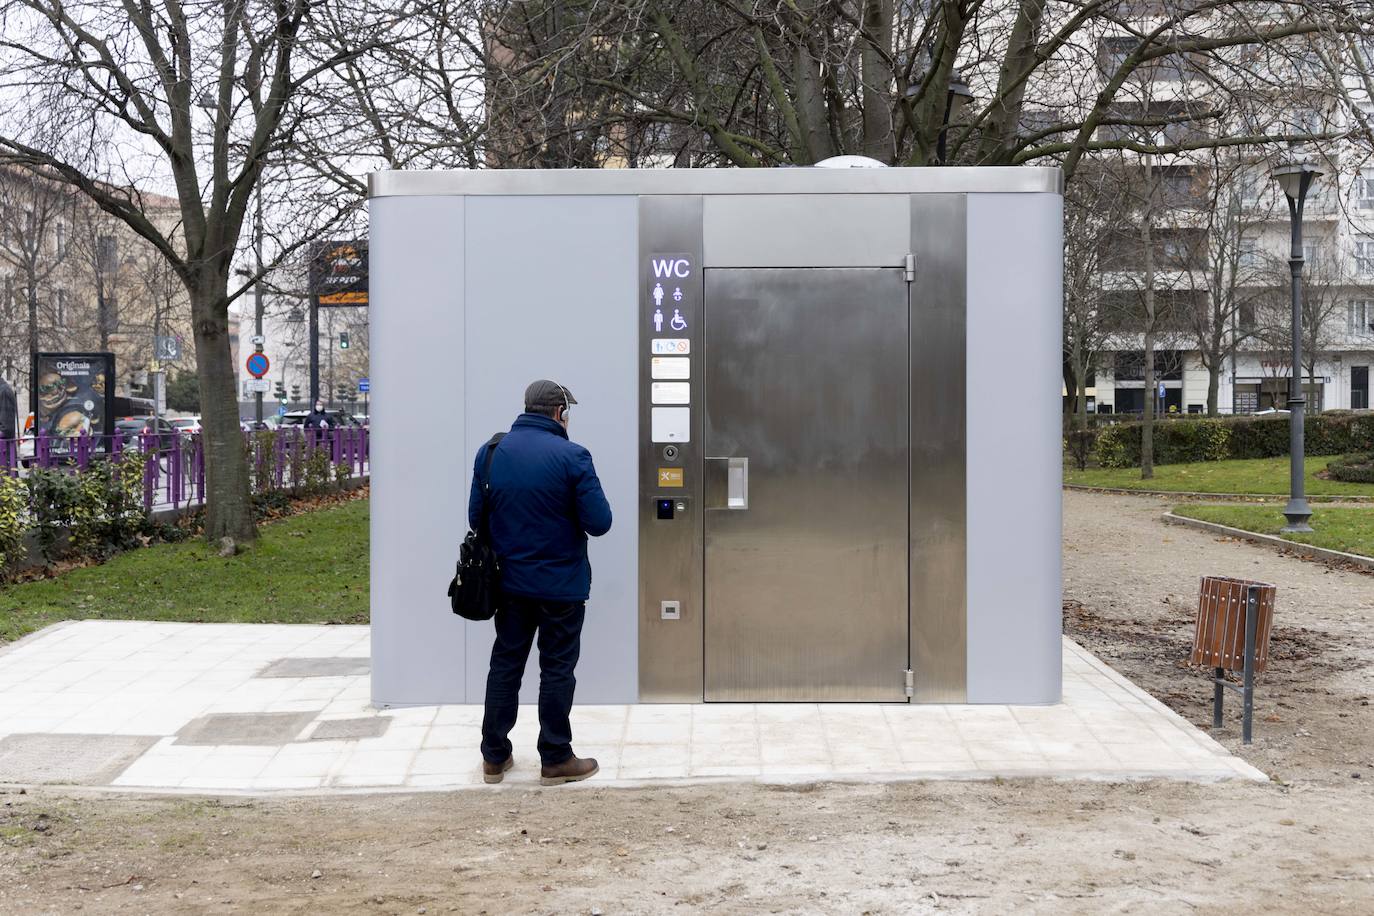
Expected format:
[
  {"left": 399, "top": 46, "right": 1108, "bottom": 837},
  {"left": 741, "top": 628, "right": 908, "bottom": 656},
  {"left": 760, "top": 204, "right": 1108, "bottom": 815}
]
[
  {"left": 540, "top": 755, "right": 599, "bottom": 786},
  {"left": 482, "top": 756, "right": 514, "bottom": 784}
]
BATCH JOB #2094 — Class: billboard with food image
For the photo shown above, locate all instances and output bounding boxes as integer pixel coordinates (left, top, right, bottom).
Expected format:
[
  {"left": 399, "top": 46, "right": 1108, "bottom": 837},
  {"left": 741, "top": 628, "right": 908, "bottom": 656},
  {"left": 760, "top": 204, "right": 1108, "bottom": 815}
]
[{"left": 31, "top": 352, "right": 116, "bottom": 450}]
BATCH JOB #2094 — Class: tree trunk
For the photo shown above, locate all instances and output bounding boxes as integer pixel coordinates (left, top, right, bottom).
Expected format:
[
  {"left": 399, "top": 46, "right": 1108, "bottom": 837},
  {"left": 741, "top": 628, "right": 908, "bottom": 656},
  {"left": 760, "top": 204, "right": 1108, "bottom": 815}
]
[
  {"left": 27, "top": 281, "right": 38, "bottom": 356},
  {"left": 1206, "top": 363, "right": 1220, "bottom": 416},
  {"left": 860, "top": 0, "right": 894, "bottom": 161},
  {"left": 1070, "top": 338, "right": 1088, "bottom": 431},
  {"left": 191, "top": 274, "right": 255, "bottom": 543},
  {"left": 1141, "top": 171, "right": 1156, "bottom": 480}
]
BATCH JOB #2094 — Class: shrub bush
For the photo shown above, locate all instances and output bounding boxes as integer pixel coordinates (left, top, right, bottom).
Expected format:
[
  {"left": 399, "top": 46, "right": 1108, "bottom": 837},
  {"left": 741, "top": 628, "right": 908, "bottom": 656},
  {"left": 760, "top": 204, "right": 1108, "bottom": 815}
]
[
  {"left": 0, "top": 474, "right": 25, "bottom": 571},
  {"left": 1326, "top": 454, "right": 1374, "bottom": 483},
  {"left": 1093, "top": 412, "right": 1374, "bottom": 468}
]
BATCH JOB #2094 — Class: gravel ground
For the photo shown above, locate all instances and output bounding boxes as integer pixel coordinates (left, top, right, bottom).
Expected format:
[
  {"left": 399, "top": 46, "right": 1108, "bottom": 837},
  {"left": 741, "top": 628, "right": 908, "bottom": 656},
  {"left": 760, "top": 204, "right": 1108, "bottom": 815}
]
[{"left": 1, "top": 489, "right": 1372, "bottom": 915}]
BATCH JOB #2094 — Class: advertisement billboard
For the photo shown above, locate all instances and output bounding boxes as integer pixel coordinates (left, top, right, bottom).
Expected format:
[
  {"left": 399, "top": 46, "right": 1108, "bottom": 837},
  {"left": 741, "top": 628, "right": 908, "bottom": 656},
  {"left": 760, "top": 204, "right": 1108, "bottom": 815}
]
[
  {"left": 309, "top": 240, "right": 368, "bottom": 306},
  {"left": 30, "top": 352, "right": 116, "bottom": 450}
]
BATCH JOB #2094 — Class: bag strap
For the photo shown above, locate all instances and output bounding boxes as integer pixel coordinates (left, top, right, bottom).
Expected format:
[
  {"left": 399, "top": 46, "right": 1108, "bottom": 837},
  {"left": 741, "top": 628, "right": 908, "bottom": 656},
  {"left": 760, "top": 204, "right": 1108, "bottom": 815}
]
[{"left": 478, "top": 432, "right": 506, "bottom": 540}]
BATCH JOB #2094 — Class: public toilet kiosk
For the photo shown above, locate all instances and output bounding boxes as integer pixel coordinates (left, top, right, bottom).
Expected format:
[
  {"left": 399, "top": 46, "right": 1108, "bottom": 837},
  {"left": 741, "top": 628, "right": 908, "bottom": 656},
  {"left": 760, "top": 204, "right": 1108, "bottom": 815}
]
[{"left": 368, "top": 166, "right": 1063, "bottom": 707}]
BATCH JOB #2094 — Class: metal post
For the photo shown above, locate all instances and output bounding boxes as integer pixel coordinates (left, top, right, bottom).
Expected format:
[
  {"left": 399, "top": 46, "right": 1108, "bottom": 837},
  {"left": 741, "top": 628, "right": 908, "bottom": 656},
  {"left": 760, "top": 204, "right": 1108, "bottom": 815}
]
[
  {"left": 1242, "top": 585, "right": 1259, "bottom": 744},
  {"left": 254, "top": 189, "right": 265, "bottom": 426},
  {"left": 1283, "top": 188, "right": 1312, "bottom": 531},
  {"left": 1212, "top": 666, "right": 1224, "bottom": 729},
  {"left": 309, "top": 292, "right": 320, "bottom": 405}
]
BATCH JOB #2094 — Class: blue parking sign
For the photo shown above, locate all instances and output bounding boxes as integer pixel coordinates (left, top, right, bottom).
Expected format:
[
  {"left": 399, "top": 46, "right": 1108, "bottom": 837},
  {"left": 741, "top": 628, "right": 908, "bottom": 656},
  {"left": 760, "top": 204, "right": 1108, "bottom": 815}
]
[{"left": 358, "top": 377, "right": 370, "bottom": 393}]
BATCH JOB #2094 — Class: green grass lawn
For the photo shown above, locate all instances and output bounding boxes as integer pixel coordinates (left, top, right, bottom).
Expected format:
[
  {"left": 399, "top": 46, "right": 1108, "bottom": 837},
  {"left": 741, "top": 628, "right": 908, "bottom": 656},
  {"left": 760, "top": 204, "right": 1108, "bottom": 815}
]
[
  {"left": 0, "top": 499, "right": 369, "bottom": 644},
  {"left": 1172, "top": 503, "right": 1374, "bottom": 558},
  {"left": 1065, "top": 455, "right": 1374, "bottom": 497}
]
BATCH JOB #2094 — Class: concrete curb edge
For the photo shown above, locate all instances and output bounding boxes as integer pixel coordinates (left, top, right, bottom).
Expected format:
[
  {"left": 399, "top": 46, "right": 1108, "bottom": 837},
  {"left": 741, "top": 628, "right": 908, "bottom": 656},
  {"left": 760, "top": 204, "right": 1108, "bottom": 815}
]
[
  {"left": 1162, "top": 510, "right": 1374, "bottom": 572},
  {"left": 1065, "top": 484, "right": 1372, "bottom": 503}
]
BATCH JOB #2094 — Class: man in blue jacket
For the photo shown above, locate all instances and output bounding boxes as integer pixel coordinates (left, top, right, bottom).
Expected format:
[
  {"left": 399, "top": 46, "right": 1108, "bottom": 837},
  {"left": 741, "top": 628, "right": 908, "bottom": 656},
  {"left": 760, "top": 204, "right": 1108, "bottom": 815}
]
[{"left": 470, "top": 379, "right": 612, "bottom": 786}]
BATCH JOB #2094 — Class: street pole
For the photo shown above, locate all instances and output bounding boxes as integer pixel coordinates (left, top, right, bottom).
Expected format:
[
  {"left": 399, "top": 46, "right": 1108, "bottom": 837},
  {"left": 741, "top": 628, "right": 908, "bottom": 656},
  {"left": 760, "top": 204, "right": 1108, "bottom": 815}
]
[
  {"left": 1273, "top": 163, "right": 1320, "bottom": 533},
  {"left": 253, "top": 189, "right": 264, "bottom": 426},
  {"left": 309, "top": 291, "right": 320, "bottom": 406}
]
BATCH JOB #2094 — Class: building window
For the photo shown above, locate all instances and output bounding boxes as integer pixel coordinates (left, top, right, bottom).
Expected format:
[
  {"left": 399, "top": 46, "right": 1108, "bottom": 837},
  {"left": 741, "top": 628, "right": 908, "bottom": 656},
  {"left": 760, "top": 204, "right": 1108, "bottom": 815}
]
[
  {"left": 1357, "top": 176, "right": 1374, "bottom": 210},
  {"left": 1351, "top": 300, "right": 1374, "bottom": 336},
  {"left": 1358, "top": 237, "right": 1374, "bottom": 277},
  {"left": 55, "top": 288, "right": 68, "bottom": 327},
  {"left": 55, "top": 221, "right": 67, "bottom": 258},
  {"left": 1303, "top": 241, "right": 1322, "bottom": 266},
  {"left": 1354, "top": 366, "right": 1370, "bottom": 410},
  {"left": 1239, "top": 235, "right": 1262, "bottom": 269}
]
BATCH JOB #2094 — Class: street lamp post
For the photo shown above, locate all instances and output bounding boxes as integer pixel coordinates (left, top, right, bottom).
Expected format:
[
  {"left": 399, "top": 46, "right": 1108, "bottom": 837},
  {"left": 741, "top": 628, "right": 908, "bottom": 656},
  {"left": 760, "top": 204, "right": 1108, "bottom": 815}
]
[
  {"left": 1271, "top": 161, "right": 1322, "bottom": 533},
  {"left": 901, "top": 71, "right": 975, "bottom": 165},
  {"left": 937, "top": 72, "right": 974, "bottom": 164}
]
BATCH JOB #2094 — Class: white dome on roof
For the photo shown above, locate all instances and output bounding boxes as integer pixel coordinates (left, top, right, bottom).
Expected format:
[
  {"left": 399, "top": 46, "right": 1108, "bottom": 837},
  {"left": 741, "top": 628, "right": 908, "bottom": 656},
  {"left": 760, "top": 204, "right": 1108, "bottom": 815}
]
[{"left": 814, "top": 155, "right": 889, "bottom": 168}]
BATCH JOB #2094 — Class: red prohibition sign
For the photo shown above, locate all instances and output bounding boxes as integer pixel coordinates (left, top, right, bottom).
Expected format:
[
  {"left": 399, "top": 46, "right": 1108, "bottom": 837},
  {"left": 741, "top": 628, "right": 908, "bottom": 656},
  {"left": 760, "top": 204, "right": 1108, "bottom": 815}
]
[{"left": 246, "top": 353, "right": 270, "bottom": 378}]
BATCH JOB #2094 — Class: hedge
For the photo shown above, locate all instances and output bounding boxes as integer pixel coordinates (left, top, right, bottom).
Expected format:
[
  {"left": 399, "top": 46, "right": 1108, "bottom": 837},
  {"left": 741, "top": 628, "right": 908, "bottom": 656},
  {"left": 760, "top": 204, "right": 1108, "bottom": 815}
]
[{"left": 1093, "top": 411, "right": 1374, "bottom": 468}]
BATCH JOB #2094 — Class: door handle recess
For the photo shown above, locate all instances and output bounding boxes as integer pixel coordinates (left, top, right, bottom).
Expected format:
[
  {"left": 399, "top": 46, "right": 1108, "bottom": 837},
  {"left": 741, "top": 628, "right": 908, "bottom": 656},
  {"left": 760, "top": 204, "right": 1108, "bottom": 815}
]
[{"left": 705, "top": 457, "right": 749, "bottom": 510}]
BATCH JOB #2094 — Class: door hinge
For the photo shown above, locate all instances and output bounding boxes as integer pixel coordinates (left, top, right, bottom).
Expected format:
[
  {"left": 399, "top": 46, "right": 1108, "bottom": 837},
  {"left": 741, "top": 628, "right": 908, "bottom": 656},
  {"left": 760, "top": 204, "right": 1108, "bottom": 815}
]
[
  {"left": 904, "top": 668, "right": 915, "bottom": 697},
  {"left": 903, "top": 253, "right": 916, "bottom": 282}
]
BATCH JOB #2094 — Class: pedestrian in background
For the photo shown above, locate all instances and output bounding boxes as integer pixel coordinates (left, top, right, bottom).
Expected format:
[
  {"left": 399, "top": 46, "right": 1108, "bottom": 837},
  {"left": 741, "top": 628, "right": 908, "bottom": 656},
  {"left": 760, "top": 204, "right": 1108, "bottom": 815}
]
[
  {"left": 471, "top": 379, "right": 612, "bottom": 786},
  {"left": 304, "top": 400, "right": 331, "bottom": 431},
  {"left": 0, "top": 374, "right": 17, "bottom": 458}
]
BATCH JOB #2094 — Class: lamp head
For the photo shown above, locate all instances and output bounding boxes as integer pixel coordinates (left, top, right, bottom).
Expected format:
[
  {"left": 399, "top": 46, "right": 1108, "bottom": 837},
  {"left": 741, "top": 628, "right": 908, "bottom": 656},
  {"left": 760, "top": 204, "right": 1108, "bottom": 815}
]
[{"left": 1271, "top": 162, "right": 1322, "bottom": 203}]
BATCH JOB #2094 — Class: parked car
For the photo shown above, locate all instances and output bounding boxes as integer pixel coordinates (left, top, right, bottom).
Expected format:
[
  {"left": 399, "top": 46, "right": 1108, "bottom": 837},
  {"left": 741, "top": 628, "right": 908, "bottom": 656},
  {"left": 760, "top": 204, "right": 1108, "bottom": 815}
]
[
  {"left": 352, "top": 413, "right": 370, "bottom": 429},
  {"left": 170, "top": 415, "right": 202, "bottom": 435},
  {"left": 279, "top": 409, "right": 364, "bottom": 430},
  {"left": 114, "top": 416, "right": 185, "bottom": 452}
]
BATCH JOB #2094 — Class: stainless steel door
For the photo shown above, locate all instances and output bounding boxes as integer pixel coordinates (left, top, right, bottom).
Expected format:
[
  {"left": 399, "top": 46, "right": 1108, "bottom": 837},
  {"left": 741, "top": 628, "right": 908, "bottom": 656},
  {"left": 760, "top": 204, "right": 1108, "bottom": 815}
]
[{"left": 703, "top": 268, "right": 909, "bottom": 701}]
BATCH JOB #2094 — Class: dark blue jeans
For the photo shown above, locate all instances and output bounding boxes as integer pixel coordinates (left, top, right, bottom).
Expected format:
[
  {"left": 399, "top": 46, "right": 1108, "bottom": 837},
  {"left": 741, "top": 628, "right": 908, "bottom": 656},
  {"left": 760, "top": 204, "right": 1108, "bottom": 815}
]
[{"left": 481, "top": 595, "right": 586, "bottom": 766}]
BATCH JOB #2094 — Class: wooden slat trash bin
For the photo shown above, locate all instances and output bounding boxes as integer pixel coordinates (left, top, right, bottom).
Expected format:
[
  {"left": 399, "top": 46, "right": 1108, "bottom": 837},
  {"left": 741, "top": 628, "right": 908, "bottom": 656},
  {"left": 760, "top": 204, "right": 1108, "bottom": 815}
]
[{"left": 1190, "top": 576, "right": 1276, "bottom": 744}]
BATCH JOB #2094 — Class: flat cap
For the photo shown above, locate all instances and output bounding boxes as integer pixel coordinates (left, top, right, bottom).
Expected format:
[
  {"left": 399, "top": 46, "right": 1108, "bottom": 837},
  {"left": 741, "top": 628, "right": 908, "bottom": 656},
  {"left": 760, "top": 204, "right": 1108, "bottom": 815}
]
[{"left": 524, "top": 379, "right": 577, "bottom": 411}]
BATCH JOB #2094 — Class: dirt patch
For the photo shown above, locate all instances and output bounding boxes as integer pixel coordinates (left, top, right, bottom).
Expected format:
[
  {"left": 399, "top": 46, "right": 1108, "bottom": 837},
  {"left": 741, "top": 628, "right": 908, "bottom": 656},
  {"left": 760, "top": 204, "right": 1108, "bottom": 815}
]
[{"left": 1, "top": 489, "right": 1372, "bottom": 914}]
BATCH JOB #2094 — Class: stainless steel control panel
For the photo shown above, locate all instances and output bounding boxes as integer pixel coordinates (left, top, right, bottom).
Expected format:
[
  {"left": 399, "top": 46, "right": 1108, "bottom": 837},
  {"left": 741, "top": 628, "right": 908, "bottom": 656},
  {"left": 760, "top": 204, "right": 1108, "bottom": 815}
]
[{"left": 638, "top": 197, "right": 704, "bottom": 702}]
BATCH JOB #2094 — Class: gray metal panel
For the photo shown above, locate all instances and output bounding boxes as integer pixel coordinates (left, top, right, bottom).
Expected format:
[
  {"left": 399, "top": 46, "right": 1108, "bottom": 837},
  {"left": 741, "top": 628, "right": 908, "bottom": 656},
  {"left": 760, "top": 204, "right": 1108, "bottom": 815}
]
[
  {"left": 704, "top": 268, "right": 909, "bottom": 702},
  {"left": 965, "top": 193, "right": 1063, "bottom": 704},
  {"left": 370, "top": 167, "right": 1064, "bottom": 199},
  {"left": 703, "top": 195, "right": 910, "bottom": 268},
  {"left": 909, "top": 194, "right": 968, "bottom": 703},
  {"left": 369, "top": 195, "right": 469, "bottom": 705},
  {"left": 638, "top": 197, "right": 705, "bottom": 702},
  {"left": 462, "top": 195, "right": 641, "bottom": 704}
]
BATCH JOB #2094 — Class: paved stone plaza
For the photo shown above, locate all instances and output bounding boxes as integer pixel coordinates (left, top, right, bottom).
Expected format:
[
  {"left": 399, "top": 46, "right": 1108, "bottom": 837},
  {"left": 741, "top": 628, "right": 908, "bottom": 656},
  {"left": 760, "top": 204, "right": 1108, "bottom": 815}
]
[{"left": 0, "top": 620, "right": 1264, "bottom": 793}]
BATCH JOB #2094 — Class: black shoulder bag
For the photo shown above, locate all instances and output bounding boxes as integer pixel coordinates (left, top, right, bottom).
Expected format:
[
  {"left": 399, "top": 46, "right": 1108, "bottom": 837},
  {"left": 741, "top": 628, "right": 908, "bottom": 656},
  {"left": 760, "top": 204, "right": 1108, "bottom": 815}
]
[{"left": 448, "top": 433, "right": 506, "bottom": 621}]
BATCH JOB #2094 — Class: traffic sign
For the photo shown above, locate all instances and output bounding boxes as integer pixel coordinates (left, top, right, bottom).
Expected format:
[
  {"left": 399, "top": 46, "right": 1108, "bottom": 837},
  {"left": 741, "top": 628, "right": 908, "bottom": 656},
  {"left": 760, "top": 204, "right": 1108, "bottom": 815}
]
[
  {"left": 277, "top": 405, "right": 287, "bottom": 417},
  {"left": 246, "top": 352, "right": 270, "bottom": 378},
  {"left": 246, "top": 378, "right": 272, "bottom": 394},
  {"left": 358, "top": 377, "right": 370, "bottom": 393}
]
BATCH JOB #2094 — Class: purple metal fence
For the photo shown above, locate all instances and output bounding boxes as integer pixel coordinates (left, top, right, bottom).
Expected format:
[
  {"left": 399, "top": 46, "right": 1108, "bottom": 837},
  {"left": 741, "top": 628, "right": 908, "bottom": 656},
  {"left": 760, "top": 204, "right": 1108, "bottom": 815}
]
[{"left": 1, "top": 425, "right": 369, "bottom": 513}]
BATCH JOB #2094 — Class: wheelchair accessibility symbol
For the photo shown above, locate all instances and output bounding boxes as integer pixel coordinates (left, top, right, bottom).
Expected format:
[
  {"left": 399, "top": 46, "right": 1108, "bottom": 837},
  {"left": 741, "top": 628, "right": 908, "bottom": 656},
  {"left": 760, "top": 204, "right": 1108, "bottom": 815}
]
[{"left": 669, "top": 308, "right": 687, "bottom": 331}]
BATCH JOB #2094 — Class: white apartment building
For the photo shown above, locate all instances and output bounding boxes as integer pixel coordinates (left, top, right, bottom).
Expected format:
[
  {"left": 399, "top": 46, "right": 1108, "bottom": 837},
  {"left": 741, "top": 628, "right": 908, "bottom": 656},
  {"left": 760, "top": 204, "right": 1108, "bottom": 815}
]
[{"left": 1083, "top": 19, "right": 1374, "bottom": 416}]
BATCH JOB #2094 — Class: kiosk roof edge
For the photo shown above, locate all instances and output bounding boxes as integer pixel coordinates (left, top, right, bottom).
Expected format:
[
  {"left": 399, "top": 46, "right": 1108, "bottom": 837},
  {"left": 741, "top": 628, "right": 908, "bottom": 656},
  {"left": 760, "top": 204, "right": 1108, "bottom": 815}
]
[{"left": 367, "top": 166, "right": 1063, "bottom": 199}]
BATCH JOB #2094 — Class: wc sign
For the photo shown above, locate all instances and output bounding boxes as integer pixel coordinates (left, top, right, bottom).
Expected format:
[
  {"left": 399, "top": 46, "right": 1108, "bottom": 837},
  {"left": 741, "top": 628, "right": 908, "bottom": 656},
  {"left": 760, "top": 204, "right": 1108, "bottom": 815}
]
[
  {"left": 649, "top": 254, "right": 692, "bottom": 334},
  {"left": 651, "top": 255, "right": 692, "bottom": 279}
]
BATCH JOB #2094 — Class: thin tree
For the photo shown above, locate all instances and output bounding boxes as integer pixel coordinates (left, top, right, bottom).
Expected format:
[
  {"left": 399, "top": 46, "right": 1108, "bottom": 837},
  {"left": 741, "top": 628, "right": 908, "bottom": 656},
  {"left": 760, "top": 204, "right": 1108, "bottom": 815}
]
[
  {"left": 0, "top": 168, "right": 72, "bottom": 390},
  {"left": 0, "top": 0, "right": 381, "bottom": 542}
]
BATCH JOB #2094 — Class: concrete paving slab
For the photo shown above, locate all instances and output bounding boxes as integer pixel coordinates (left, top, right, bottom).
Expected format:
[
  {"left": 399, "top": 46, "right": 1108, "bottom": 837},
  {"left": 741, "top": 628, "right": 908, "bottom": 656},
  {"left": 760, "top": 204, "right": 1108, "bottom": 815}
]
[
  {"left": 257, "top": 657, "right": 371, "bottom": 678},
  {"left": 308, "top": 717, "right": 390, "bottom": 741},
  {"left": 0, "top": 621, "right": 1270, "bottom": 795},
  {"left": 175, "top": 712, "right": 318, "bottom": 746},
  {"left": 0, "top": 733, "right": 159, "bottom": 784}
]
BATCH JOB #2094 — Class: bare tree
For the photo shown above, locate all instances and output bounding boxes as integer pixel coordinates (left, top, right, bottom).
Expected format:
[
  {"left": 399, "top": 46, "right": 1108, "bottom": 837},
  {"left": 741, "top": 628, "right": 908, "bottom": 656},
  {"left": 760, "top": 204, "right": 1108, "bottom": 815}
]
[
  {"left": 1174, "top": 153, "right": 1274, "bottom": 415},
  {"left": 0, "top": 168, "right": 73, "bottom": 390},
  {"left": 0, "top": 1, "right": 382, "bottom": 542},
  {"left": 395, "top": 0, "right": 1374, "bottom": 173},
  {"left": 1255, "top": 240, "right": 1374, "bottom": 412},
  {"left": 1063, "top": 163, "right": 1130, "bottom": 431}
]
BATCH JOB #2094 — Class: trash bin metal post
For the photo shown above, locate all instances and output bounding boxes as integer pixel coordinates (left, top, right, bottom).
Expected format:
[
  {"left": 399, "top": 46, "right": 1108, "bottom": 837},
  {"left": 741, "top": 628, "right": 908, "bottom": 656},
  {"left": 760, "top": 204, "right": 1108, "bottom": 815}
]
[
  {"left": 1213, "top": 666, "right": 1225, "bottom": 729},
  {"left": 1243, "top": 584, "right": 1259, "bottom": 745}
]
